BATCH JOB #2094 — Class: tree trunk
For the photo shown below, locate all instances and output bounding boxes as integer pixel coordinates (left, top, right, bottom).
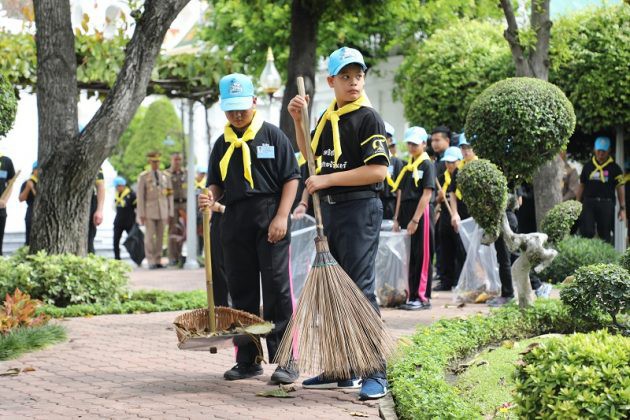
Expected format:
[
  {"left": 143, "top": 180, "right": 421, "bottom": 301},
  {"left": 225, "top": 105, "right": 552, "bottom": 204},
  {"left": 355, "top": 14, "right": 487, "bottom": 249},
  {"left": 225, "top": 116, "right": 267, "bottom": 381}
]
[
  {"left": 278, "top": 0, "right": 320, "bottom": 146},
  {"left": 31, "top": 0, "right": 190, "bottom": 255},
  {"left": 533, "top": 155, "right": 563, "bottom": 229}
]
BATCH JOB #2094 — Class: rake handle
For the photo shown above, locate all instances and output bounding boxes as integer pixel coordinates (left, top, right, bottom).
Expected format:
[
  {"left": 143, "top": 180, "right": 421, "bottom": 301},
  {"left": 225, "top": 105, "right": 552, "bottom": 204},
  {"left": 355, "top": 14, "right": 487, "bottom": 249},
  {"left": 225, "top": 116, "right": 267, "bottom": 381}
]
[
  {"left": 296, "top": 76, "right": 325, "bottom": 237},
  {"left": 202, "top": 188, "right": 216, "bottom": 333}
]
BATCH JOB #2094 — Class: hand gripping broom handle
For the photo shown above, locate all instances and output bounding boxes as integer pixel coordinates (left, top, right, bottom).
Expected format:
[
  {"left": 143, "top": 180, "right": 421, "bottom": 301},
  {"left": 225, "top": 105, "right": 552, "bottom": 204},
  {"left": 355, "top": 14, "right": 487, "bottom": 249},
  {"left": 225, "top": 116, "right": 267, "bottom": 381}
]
[
  {"left": 296, "top": 76, "right": 325, "bottom": 238},
  {"left": 202, "top": 188, "right": 216, "bottom": 332},
  {"left": 435, "top": 178, "right": 453, "bottom": 218}
]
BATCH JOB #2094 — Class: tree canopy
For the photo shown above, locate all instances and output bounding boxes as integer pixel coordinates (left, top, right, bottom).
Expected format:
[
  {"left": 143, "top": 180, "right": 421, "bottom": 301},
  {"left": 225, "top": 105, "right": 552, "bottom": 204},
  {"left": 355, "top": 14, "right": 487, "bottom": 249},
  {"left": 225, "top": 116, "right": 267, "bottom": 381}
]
[{"left": 0, "top": 74, "right": 17, "bottom": 137}]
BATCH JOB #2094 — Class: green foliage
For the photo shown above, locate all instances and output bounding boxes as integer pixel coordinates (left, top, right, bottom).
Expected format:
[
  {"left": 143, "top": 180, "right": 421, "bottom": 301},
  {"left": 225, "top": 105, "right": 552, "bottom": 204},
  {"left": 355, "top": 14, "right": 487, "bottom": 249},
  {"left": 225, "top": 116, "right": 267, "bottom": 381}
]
[
  {"left": 620, "top": 248, "right": 630, "bottom": 272},
  {"left": 0, "top": 289, "right": 48, "bottom": 334},
  {"left": 514, "top": 330, "right": 630, "bottom": 419},
  {"left": 39, "top": 289, "right": 207, "bottom": 318},
  {"left": 0, "top": 73, "right": 17, "bottom": 138},
  {"left": 396, "top": 20, "right": 512, "bottom": 130},
  {"left": 540, "top": 200, "right": 582, "bottom": 244},
  {"left": 560, "top": 263, "right": 630, "bottom": 329},
  {"left": 464, "top": 77, "right": 576, "bottom": 184},
  {"left": 389, "top": 300, "right": 588, "bottom": 420},
  {"left": 539, "top": 236, "right": 619, "bottom": 284},
  {"left": 550, "top": 4, "right": 630, "bottom": 133},
  {"left": 458, "top": 159, "right": 507, "bottom": 241},
  {"left": 0, "top": 324, "right": 66, "bottom": 361},
  {"left": 108, "top": 106, "right": 146, "bottom": 181},
  {"left": 120, "top": 98, "right": 183, "bottom": 181},
  {"left": 0, "top": 249, "right": 130, "bottom": 307}
]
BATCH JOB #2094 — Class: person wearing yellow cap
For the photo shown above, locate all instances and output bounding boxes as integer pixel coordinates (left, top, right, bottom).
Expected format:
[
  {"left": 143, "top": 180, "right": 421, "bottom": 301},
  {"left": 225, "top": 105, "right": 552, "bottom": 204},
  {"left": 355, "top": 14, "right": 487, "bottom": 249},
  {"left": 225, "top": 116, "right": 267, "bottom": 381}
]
[
  {"left": 199, "top": 73, "right": 300, "bottom": 385},
  {"left": 577, "top": 136, "right": 626, "bottom": 244}
]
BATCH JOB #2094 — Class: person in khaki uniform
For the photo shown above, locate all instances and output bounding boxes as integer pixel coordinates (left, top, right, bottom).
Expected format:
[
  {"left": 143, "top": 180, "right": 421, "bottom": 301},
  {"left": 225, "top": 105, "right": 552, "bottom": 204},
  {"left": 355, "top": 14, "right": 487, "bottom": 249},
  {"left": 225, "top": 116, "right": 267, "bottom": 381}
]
[
  {"left": 137, "top": 151, "right": 174, "bottom": 269},
  {"left": 165, "top": 152, "right": 186, "bottom": 266}
]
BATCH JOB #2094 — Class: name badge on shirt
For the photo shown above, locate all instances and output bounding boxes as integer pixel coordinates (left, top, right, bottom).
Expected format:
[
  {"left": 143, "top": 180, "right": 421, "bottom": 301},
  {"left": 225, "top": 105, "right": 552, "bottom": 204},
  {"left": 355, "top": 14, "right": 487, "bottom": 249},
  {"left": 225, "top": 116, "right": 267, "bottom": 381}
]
[
  {"left": 387, "top": 165, "right": 394, "bottom": 176},
  {"left": 0, "top": 170, "right": 7, "bottom": 179},
  {"left": 257, "top": 144, "right": 275, "bottom": 159},
  {"left": 413, "top": 168, "right": 423, "bottom": 182}
]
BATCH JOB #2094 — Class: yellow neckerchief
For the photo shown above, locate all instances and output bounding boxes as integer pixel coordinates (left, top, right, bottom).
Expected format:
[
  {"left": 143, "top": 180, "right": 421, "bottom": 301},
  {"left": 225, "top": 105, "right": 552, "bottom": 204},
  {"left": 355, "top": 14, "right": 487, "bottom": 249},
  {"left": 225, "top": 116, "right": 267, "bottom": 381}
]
[
  {"left": 296, "top": 154, "right": 322, "bottom": 175},
  {"left": 195, "top": 176, "right": 206, "bottom": 190},
  {"left": 115, "top": 187, "right": 131, "bottom": 207},
  {"left": 310, "top": 94, "right": 372, "bottom": 164},
  {"left": 590, "top": 156, "right": 613, "bottom": 183},
  {"left": 389, "top": 152, "right": 430, "bottom": 192},
  {"left": 219, "top": 111, "right": 264, "bottom": 189},
  {"left": 30, "top": 174, "right": 38, "bottom": 183}
]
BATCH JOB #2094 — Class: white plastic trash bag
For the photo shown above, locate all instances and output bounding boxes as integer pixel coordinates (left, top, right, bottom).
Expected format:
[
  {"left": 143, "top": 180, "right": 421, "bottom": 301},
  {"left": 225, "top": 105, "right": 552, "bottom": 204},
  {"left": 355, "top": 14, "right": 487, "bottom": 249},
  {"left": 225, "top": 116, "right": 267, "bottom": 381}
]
[
  {"left": 454, "top": 218, "right": 501, "bottom": 303},
  {"left": 375, "top": 224, "right": 410, "bottom": 307},
  {"left": 289, "top": 215, "right": 317, "bottom": 299}
]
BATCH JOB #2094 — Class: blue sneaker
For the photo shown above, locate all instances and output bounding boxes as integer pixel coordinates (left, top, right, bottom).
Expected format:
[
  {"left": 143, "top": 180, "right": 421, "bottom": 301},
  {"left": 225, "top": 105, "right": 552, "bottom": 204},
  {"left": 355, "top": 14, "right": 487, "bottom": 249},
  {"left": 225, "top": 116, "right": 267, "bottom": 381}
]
[
  {"left": 358, "top": 377, "right": 389, "bottom": 400},
  {"left": 302, "top": 374, "right": 361, "bottom": 389}
]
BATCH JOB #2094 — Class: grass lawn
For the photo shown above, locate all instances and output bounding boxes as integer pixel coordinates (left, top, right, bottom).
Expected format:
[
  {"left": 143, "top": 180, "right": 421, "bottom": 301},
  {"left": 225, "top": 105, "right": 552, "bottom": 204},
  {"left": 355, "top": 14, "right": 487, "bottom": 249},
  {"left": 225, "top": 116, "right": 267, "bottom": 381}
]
[
  {"left": 455, "top": 335, "right": 559, "bottom": 418},
  {"left": 0, "top": 325, "right": 67, "bottom": 361}
]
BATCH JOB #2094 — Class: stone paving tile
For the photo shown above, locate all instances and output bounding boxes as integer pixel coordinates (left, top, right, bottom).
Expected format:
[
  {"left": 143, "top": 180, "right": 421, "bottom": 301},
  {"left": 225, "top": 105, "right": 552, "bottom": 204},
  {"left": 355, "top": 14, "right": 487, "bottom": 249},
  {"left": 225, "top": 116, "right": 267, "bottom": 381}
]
[{"left": 0, "top": 268, "right": 489, "bottom": 419}]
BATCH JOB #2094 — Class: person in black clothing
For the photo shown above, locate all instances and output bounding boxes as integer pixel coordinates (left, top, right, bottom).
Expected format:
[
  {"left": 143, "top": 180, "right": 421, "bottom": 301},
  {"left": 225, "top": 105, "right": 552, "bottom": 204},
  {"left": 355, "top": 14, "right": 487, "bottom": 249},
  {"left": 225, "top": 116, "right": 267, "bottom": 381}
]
[
  {"left": 19, "top": 162, "right": 38, "bottom": 246},
  {"left": 577, "top": 136, "right": 626, "bottom": 244},
  {"left": 112, "top": 176, "right": 136, "bottom": 260},
  {"left": 381, "top": 121, "right": 403, "bottom": 220},
  {"left": 429, "top": 126, "right": 451, "bottom": 289},
  {"left": 88, "top": 168, "right": 105, "bottom": 254},
  {"left": 199, "top": 73, "right": 300, "bottom": 385},
  {"left": 0, "top": 153, "right": 16, "bottom": 255}
]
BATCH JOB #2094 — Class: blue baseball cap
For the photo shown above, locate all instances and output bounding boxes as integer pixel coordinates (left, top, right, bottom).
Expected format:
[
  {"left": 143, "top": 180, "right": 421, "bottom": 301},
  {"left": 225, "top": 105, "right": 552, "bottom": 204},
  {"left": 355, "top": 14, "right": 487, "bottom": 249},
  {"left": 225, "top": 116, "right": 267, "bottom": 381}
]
[
  {"left": 196, "top": 164, "right": 207, "bottom": 174},
  {"left": 441, "top": 146, "right": 464, "bottom": 162},
  {"left": 458, "top": 132, "right": 470, "bottom": 147},
  {"left": 594, "top": 136, "right": 611, "bottom": 151},
  {"left": 32, "top": 161, "right": 38, "bottom": 169},
  {"left": 113, "top": 176, "right": 126, "bottom": 187},
  {"left": 404, "top": 126, "right": 429, "bottom": 145},
  {"left": 328, "top": 47, "right": 367, "bottom": 76},
  {"left": 219, "top": 73, "right": 255, "bottom": 112}
]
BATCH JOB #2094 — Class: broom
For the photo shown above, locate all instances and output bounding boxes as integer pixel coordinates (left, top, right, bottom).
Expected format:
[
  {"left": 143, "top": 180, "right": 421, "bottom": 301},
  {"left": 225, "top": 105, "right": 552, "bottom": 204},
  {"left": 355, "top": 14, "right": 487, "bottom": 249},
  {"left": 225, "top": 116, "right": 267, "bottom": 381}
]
[{"left": 274, "top": 77, "right": 394, "bottom": 379}]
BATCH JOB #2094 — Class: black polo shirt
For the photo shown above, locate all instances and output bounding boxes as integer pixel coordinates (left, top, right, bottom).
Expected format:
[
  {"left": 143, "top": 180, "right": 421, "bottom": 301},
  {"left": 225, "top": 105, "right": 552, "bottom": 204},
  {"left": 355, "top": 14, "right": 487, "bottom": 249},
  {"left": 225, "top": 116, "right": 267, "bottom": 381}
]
[
  {"left": 399, "top": 159, "right": 435, "bottom": 202},
  {"left": 114, "top": 188, "right": 137, "bottom": 222},
  {"left": 382, "top": 156, "right": 404, "bottom": 199},
  {"left": 580, "top": 158, "right": 624, "bottom": 200},
  {"left": 0, "top": 155, "right": 15, "bottom": 197},
  {"left": 314, "top": 107, "right": 390, "bottom": 196},
  {"left": 208, "top": 121, "right": 300, "bottom": 205},
  {"left": 447, "top": 168, "right": 469, "bottom": 220}
]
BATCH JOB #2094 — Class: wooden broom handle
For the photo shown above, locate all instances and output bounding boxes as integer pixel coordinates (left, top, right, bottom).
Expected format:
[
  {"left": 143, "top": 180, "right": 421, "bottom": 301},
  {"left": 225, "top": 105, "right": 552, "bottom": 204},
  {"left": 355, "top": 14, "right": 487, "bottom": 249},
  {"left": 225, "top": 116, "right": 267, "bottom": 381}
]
[
  {"left": 435, "top": 177, "right": 453, "bottom": 217},
  {"left": 296, "top": 77, "right": 325, "bottom": 237},
  {"left": 0, "top": 170, "right": 21, "bottom": 202},
  {"left": 202, "top": 188, "right": 216, "bottom": 332}
]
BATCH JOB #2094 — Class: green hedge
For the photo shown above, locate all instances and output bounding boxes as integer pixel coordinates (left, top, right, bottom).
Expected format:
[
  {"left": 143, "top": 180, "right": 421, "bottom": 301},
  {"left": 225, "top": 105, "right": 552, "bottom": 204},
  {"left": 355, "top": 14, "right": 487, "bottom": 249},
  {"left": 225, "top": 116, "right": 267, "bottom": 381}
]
[
  {"left": 540, "top": 200, "right": 582, "bottom": 245},
  {"left": 539, "top": 236, "right": 619, "bottom": 283},
  {"left": 0, "top": 324, "right": 66, "bottom": 360},
  {"left": 0, "top": 249, "right": 130, "bottom": 307},
  {"left": 389, "top": 300, "right": 589, "bottom": 419},
  {"left": 514, "top": 330, "right": 630, "bottom": 419},
  {"left": 620, "top": 247, "right": 630, "bottom": 272}
]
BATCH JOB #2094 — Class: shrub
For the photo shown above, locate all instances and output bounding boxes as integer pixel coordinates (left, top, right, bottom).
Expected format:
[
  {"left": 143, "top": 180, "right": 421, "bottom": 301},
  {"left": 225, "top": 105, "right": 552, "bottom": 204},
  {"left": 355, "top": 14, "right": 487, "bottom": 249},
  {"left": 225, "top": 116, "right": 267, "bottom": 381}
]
[
  {"left": 539, "top": 236, "right": 619, "bottom": 283},
  {"left": 0, "top": 289, "right": 48, "bottom": 334},
  {"left": 560, "top": 263, "right": 630, "bottom": 330},
  {"left": 514, "top": 330, "right": 630, "bottom": 419},
  {"left": 0, "top": 74, "right": 17, "bottom": 137},
  {"left": 0, "top": 250, "right": 130, "bottom": 307},
  {"left": 0, "top": 325, "right": 66, "bottom": 360},
  {"left": 464, "top": 77, "right": 575, "bottom": 184},
  {"left": 540, "top": 200, "right": 582, "bottom": 244},
  {"left": 458, "top": 159, "right": 507, "bottom": 241},
  {"left": 620, "top": 247, "right": 630, "bottom": 272}
]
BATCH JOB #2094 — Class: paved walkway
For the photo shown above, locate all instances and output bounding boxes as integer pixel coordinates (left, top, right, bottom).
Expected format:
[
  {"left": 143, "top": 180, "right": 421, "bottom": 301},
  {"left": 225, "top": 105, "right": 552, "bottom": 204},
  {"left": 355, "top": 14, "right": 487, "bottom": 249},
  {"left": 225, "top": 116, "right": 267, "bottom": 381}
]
[{"left": 1, "top": 267, "right": 490, "bottom": 419}]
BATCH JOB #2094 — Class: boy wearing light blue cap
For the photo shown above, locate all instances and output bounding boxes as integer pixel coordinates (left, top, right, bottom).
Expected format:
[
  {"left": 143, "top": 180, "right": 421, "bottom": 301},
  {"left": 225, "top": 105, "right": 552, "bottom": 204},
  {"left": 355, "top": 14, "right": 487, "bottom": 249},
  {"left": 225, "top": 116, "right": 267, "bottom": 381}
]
[
  {"left": 112, "top": 176, "right": 136, "bottom": 260},
  {"left": 381, "top": 121, "right": 403, "bottom": 219},
  {"left": 199, "top": 73, "right": 300, "bottom": 385},
  {"left": 288, "top": 46, "right": 390, "bottom": 399},
  {"left": 577, "top": 136, "right": 625, "bottom": 244}
]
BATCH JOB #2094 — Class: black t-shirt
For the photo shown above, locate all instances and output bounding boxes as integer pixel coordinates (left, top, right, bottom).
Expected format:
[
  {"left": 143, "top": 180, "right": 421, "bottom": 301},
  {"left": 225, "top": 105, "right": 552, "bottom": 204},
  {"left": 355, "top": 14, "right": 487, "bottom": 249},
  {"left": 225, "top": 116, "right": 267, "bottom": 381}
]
[
  {"left": 20, "top": 178, "right": 36, "bottom": 207},
  {"left": 208, "top": 121, "right": 300, "bottom": 205},
  {"left": 114, "top": 188, "right": 137, "bottom": 222},
  {"left": 580, "top": 158, "right": 624, "bottom": 200},
  {"left": 0, "top": 155, "right": 16, "bottom": 197},
  {"left": 447, "top": 168, "right": 469, "bottom": 220},
  {"left": 382, "top": 156, "right": 404, "bottom": 199},
  {"left": 314, "top": 107, "right": 390, "bottom": 195},
  {"left": 399, "top": 159, "right": 435, "bottom": 202}
]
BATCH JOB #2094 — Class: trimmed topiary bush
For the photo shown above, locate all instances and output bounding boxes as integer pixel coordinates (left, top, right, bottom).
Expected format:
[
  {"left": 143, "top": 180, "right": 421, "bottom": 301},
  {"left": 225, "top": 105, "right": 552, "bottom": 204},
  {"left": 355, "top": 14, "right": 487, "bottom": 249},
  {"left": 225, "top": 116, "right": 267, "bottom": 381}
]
[
  {"left": 560, "top": 263, "right": 630, "bottom": 330},
  {"left": 458, "top": 159, "right": 507, "bottom": 241},
  {"left": 539, "top": 236, "right": 619, "bottom": 284},
  {"left": 0, "top": 74, "right": 17, "bottom": 137},
  {"left": 540, "top": 200, "right": 582, "bottom": 244},
  {"left": 620, "top": 247, "right": 630, "bottom": 272},
  {"left": 464, "top": 77, "right": 575, "bottom": 183},
  {"left": 514, "top": 330, "right": 630, "bottom": 419}
]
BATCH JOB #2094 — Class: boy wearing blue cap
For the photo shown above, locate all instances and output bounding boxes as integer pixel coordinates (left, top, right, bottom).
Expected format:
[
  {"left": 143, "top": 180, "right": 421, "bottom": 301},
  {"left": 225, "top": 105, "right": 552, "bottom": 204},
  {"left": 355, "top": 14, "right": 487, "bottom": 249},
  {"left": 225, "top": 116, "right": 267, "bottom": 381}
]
[
  {"left": 19, "top": 161, "right": 37, "bottom": 246},
  {"left": 391, "top": 127, "right": 435, "bottom": 310},
  {"left": 381, "top": 121, "right": 404, "bottom": 220},
  {"left": 577, "top": 136, "right": 625, "bottom": 244},
  {"left": 112, "top": 177, "right": 136, "bottom": 260},
  {"left": 199, "top": 73, "right": 300, "bottom": 384},
  {"left": 288, "top": 46, "right": 391, "bottom": 399}
]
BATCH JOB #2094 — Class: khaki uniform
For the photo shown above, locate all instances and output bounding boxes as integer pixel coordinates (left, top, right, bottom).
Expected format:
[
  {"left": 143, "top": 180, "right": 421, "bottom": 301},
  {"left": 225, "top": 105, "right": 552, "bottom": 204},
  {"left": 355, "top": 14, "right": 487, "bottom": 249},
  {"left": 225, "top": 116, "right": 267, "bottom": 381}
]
[
  {"left": 166, "top": 168, "right": 186, "bottom": 264},
  {"left": 137, "top": 170, "right": 173, "bottom": 265}
]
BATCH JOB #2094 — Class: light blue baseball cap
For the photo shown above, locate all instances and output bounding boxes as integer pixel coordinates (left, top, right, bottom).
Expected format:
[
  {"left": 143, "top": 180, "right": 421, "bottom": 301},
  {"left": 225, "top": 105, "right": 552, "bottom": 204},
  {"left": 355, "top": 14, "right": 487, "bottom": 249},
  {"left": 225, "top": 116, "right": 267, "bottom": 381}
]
[
  {"left": 328, "top": 47, "right": 367, "bottom": 76},
  {"left": 458, "top": 132, "right": 470, "bottom": 147},
  {"left": 384, "top": 121, "right": 395, "bottom": 138},
  {"left": 404, "top": 126, "right": 429, "bottom": 145},
  {"left": 196, "top": 164, "right": 207, "bottom": 174},
  {"left": 441, "top": 146, "right": 464, "bottom": 162},
  {"left": 113, "top": 176, "right": 126, "bottom": 187},
  {"left": 219, "top": 73, "right": 255, "bottom": 112},
  {"left": 32, "top": 160, "right": 38, "bottom": 169},
  {"left": 594, "top": 136, "right": 611, "bottom": 151}
]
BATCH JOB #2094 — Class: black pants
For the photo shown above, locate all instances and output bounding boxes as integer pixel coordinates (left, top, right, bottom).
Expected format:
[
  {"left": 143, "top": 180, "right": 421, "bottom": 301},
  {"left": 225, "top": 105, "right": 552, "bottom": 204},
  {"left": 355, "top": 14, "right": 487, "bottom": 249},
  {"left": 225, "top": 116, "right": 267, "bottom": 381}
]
[
  {"left": 496, "top": 210, "right": 519, "bottom": 298},
  {"left": 0, "top": 209, "right": 6, "bottom": 255},
  {"left": 438, "top": 213, "right": 466, "bottom": 289},
  {"left": 210, "top": 212, "right": 230, "bottom": 307},
  {"left": 580, "top": 198, "right": 614, "bottom": 244},
  {"left": 221, "top": 196, "right": 293, "bottom": 364},
  {"left": 381, "top": 197, "right": 396, "bottom": 220},
  {"left": 113, "top": 219, "right": 134, "bottom": 260},
  {"left": 399, "top": 200, "right": 434, "bottom": 302},
  {"left": 88, "top": 195, "right": 97, "bottom": 254},
  {"left": 321, "top": 197, "right": 382, "bottom": 313},
  {"left": 25, "top": 208, "right": 32, "bottom": 246}
]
